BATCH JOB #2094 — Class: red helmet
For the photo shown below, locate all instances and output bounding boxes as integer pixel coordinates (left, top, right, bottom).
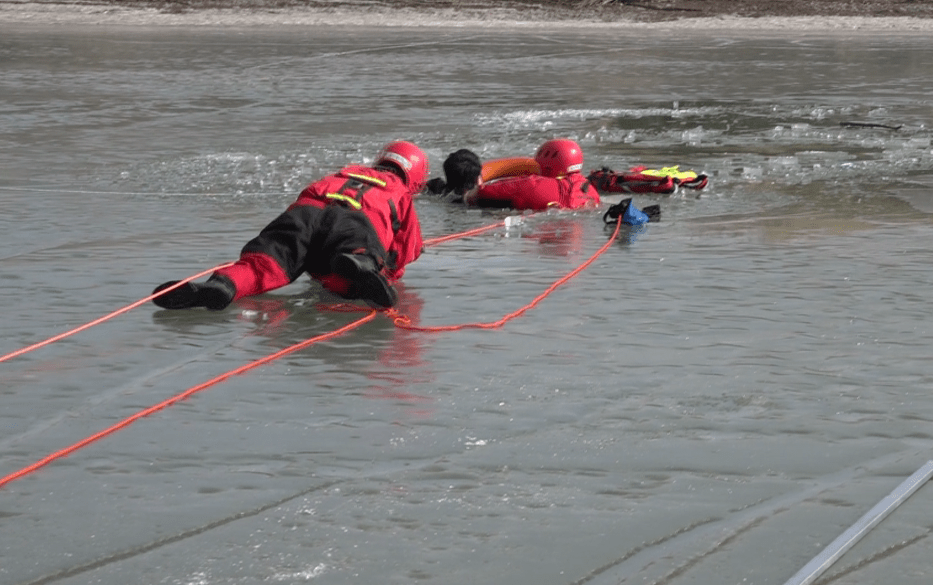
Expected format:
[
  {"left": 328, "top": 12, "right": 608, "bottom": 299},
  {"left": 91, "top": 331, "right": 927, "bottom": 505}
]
[
  {"left": 375, "top": 141, "right": 429, "bottom": 192},
  {"left": 535, "top": 139, "right": 584, "bottom": 178}
]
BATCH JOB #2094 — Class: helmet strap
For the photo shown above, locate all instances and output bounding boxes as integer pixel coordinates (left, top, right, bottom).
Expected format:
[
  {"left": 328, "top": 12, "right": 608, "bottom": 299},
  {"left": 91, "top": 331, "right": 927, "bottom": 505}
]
[{"left": 375, "top": 162, "right": 406, "bottom": 183}]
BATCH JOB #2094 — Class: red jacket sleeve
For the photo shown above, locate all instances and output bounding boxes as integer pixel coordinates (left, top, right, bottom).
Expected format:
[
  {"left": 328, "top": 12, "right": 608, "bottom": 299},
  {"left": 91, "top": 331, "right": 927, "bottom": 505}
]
[{"left": 385, "top": 194, "right": 423, "bottom": 282}]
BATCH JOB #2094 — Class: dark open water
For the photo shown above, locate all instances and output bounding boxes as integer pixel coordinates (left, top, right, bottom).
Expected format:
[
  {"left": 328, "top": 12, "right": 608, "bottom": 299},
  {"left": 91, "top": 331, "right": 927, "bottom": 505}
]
[{"left": 2, "top": 23, "right": 933, "bottom": 585}]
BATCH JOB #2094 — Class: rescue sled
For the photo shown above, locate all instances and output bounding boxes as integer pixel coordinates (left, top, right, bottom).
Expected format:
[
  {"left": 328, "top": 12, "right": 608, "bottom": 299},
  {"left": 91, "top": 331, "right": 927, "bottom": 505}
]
[
  {"left": 480, "top": 157, "right": 540, "bottom": 183},
  {"left": 587, "top": 166, "right": 708, "bottom": 195}
]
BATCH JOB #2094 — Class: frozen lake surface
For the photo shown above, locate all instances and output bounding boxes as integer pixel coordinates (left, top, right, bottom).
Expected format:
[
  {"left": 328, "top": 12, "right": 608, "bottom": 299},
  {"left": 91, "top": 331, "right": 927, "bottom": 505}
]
[{"left": 2, "top": 21, "right": 933, "bottom": 585}]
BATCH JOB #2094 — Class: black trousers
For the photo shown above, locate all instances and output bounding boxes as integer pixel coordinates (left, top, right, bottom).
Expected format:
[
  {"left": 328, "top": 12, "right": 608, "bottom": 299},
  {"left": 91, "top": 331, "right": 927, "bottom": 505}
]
[{"left": 241, "top": 204, "right": 388, "bottom": 282}]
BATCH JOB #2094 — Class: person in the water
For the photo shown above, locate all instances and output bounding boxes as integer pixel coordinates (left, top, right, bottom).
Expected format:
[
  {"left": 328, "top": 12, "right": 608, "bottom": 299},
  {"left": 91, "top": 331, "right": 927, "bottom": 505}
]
[{"left": 424, "top": 148, "right": 483, "bottom": 204}]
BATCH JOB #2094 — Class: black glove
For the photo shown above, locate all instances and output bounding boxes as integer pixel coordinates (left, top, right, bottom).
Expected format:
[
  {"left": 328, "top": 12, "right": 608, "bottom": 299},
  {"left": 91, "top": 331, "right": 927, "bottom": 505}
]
[
  {"left": 424, "top": 177, "right": 447, "bottom": 195},
  {"left": 603, "top": 198, "right": 632, "bottom": 224}
]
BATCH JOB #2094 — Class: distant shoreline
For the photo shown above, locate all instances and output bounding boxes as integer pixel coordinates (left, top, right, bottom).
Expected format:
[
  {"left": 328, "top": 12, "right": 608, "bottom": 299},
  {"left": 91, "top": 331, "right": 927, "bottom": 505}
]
[{"left": 2, "top": 1, "right": 933, "bottom": 31}]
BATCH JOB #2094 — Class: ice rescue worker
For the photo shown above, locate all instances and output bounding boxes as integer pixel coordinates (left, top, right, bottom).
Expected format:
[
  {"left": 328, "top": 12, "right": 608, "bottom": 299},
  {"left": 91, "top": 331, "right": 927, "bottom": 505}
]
[
  {"left": 152, "top": 141, "right": 427, "bottom": 310},
  {"left": 465, "top": 138, "right": 601, "bottom": 210}
]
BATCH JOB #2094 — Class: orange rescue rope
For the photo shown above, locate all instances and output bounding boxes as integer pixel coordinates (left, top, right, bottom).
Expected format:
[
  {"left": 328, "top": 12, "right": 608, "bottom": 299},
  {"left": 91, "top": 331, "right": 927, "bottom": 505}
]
[
  {"left": 0, "top": 263, "right": 234, "bottom": 364},
  {"left": 389, "top": 214, "right": 622, "bottom": 332},
  {"left": 0, "top": 309, "right": 377, "bottom": 489},
  {"left": 423, "top": 220, "right": 507, "bottom": 247}
]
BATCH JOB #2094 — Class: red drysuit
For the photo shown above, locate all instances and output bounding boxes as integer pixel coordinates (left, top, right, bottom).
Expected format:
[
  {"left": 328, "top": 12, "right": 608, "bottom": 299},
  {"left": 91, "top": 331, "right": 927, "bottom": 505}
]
[{"left": 215, "top": 164, "right": 423, "bottom": 300}]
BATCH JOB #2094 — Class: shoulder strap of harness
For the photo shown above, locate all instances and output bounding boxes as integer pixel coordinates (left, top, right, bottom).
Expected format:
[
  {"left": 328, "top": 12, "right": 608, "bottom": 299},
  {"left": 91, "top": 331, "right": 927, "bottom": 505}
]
[
  {"left": 325, "top": 172, "right": 387, "bottom": 210},
  {"left": 326, "top": 172, "right": 403, "bottom": 236}
]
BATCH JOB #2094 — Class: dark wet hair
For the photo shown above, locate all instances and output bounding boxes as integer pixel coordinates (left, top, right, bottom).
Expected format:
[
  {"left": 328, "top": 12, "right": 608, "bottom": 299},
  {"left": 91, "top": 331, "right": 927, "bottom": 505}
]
[{"left": 443, "top": 149, "right": 482, "bottom": 195}]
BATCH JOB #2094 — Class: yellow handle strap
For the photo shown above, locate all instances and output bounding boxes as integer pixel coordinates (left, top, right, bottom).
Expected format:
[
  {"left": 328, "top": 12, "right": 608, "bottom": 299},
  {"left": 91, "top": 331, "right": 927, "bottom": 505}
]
[
  {"left": 345, "top": 173, "right": 387, "bottom": 187},
  {"left": 325, "top": 193, "right": 363, "bottom": 209},
  {"left": 638, "top": 166, "right": 699, "bottom": 181}
]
